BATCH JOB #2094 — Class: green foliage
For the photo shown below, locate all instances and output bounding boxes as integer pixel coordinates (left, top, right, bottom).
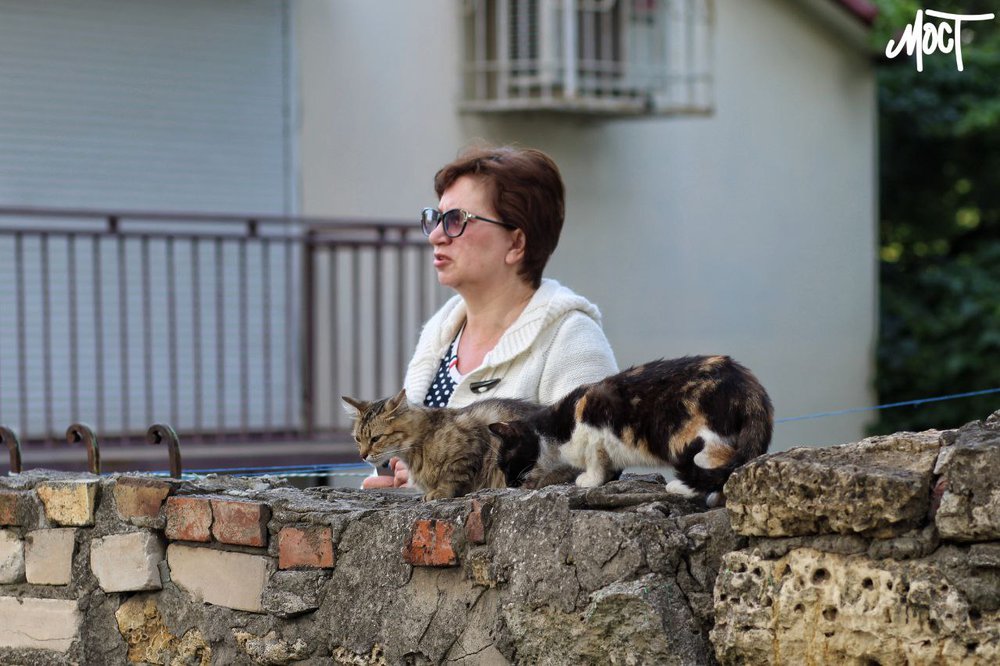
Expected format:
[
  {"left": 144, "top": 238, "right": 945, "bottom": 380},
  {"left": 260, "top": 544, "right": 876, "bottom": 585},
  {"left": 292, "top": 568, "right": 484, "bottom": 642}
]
[{"left": 869, "top": 0, "right": 1000, "bottom": 433}]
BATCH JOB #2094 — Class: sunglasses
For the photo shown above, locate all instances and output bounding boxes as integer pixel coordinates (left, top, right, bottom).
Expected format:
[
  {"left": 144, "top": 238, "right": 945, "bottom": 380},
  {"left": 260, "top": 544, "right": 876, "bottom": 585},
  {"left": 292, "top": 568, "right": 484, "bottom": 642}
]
[{"left": 420, "top": 208, "right": 518, "bottom": 238}]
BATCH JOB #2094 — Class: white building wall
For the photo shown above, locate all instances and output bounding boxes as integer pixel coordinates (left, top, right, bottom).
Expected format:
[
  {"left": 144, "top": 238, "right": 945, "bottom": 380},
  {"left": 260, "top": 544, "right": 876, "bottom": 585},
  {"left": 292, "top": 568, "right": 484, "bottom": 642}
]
[{"left": 296, "top": 0, "right": 878, "bottom": 451}]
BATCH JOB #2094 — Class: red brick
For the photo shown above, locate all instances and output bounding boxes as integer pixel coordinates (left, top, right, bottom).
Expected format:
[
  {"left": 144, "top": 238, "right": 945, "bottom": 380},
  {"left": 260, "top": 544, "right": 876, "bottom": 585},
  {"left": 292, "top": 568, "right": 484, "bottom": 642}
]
[
  {"left": 211, "top": 499, "right": 270, "bottom": 547},
  {"left": 403, "top": 519, "right": 458, "bottom": 567},
  {"left": 0, "top": 490, "right": 29, "bottom": 526},
  {"left": 165, "top": 496, "right": 213, "bottom": 542},
  {"left": 465, "top": 499, "right": 486, "bottom": 544},
  {"left": 278, "top": 526, "right": 334, "bottom": 570},
  {"left": 113, "top": 477, "right": 172, "bottom": 520}
]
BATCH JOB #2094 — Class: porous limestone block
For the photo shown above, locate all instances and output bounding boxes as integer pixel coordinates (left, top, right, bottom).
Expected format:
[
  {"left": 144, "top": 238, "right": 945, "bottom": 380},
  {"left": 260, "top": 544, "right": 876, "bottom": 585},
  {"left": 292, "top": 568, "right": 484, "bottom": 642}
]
[
  {"left": 0, "top": 596, "right": 81, "bottom": 652},
  {"left": 0, "top": 529, "right": 25, "bottom": 584},
  {"left": 115, "top": 595, "right": 212, "bottom": 664},
  {"left": 712, "top": 547, "right": 1000, "bottom": 665},
  {"left": 36, "top": 480, "right": 99, "bottom": 527},
  {"left": 725, "top": 431, "right": 942, "bottom": 538},
  {"left": 24, "top": 528, "right": 76, "bottom": 586},
  {"left": 90, "top": 531, "right": 164, "bottom": 592},
  {"left": 166, "top": 543, "right": 270, "bottom": 613},
  {"left": 935, "top": 413, "right": 1000, "bottom": 541}
]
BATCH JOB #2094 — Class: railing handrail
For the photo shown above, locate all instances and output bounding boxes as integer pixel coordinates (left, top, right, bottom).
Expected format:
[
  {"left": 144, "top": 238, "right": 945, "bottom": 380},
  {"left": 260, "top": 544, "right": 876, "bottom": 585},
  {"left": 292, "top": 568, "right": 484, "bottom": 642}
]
[{"left": 0, "top": 205, "right": 417, "bottom": 231}]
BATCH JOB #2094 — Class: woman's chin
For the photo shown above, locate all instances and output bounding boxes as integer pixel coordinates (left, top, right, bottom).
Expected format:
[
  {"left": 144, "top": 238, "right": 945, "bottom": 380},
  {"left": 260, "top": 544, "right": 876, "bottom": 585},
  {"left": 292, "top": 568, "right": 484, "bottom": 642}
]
[{"left": 434, "top": 270, "right": 457, "bottom": 289}]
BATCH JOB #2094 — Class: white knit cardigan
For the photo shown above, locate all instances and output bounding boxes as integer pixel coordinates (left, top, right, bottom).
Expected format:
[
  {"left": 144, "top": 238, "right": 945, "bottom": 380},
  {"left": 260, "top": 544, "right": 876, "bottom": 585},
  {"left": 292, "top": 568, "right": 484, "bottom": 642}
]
[{"left": 403, "top": 279, "right": 618, "bottom": 407}]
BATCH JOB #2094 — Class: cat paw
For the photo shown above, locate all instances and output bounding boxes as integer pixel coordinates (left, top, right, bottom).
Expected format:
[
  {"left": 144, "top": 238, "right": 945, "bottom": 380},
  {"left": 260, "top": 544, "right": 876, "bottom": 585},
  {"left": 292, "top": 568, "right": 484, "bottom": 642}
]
[
  {"left": 664, "top": 479, "right": 699, "bottom": 497},
  {"left": 575, "top": 470, "right": 605, "bottom": 488}
]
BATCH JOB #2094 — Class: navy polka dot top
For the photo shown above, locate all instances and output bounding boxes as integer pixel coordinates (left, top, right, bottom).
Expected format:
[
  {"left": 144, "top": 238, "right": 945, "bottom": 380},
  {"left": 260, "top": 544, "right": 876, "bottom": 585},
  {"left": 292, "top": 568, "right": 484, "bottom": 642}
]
[{"left": 423, "top": 333, "right": 462, "bottom": 407}]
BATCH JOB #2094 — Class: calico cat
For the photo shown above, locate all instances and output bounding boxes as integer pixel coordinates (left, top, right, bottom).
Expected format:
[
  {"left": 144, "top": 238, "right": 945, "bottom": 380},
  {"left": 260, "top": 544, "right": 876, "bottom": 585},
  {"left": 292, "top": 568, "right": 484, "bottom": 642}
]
[
  {"left": 342, "top": 389, "right": 544, "bottom": 500},
  {"left": 489, "top": 355, "right": 773, "bottom": 506}
]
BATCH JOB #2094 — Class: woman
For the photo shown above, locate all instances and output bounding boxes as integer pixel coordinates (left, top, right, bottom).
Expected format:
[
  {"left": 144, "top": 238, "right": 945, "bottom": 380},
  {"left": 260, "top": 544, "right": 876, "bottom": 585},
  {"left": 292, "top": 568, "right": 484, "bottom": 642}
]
[{"left": 364, "top": 145, "right": 617, "bottom": 488}]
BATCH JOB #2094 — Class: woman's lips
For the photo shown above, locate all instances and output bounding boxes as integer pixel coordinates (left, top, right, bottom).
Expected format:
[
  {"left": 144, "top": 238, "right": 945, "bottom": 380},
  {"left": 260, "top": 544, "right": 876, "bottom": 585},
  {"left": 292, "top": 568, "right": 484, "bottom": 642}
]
[{"left": 433, "top": 254, "right": 450, "bottom": 268}]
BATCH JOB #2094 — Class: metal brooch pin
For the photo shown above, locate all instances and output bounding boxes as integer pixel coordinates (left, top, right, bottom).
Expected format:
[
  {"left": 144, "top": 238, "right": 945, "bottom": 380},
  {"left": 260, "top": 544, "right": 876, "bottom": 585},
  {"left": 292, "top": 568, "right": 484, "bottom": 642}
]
[{"left": 470, "top": 378, "right": 501, "bottom": 393}]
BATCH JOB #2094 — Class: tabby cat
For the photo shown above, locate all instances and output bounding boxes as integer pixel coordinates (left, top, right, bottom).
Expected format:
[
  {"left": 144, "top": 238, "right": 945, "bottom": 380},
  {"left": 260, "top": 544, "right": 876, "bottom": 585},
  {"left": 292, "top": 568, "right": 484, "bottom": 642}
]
[
  {"left": 489, "top": 355, "right": 773, "bottom": 506},
  {"left": 342, "top": 389, "right": 543, "bottom": 500}
]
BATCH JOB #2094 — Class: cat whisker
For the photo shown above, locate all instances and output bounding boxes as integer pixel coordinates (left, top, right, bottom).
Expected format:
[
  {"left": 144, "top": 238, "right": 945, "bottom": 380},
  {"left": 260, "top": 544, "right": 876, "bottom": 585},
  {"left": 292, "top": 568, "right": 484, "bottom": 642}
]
[{"left": 369, "top": 447, "right": 408, "bottom": 465}]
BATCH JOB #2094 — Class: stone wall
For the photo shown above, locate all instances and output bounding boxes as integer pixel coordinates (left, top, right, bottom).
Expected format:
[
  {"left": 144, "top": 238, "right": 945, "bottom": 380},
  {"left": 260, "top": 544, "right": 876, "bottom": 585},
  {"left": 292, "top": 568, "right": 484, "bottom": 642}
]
[
  {"left": 0, "top": 469, "right": 738, "bottom": 665},
  {"left": 714, "top": 411, "right": 1000, "bottom": 665},
  {"left": 0, "top": 409, "right": 997, "bottom": 665}
]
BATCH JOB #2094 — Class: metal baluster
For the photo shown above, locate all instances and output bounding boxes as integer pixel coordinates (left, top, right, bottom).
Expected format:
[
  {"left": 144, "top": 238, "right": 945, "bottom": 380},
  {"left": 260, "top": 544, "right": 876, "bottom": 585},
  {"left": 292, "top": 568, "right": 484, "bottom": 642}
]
[
  {"left": 67, "top": 423, "right": 99, "bottom": 475},
  {"left": 1, "top": 426, "right": 21, "bottom": 474},
  {"left": 147, "top": 423, "right": 182, "bottom": 479}
]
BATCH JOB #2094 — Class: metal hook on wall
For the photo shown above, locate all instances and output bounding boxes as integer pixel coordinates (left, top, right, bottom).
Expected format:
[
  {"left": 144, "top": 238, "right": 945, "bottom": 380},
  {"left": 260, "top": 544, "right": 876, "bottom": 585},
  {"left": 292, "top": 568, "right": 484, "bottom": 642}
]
[
  {"left": 147, "top": 424, "right": 182, "bottom": 479},
  {"left": 66, "top": 423, "right": 100, "bottom": 475},
  {"left": 1, "top": 426, "right": 21, "bottom": 474}
]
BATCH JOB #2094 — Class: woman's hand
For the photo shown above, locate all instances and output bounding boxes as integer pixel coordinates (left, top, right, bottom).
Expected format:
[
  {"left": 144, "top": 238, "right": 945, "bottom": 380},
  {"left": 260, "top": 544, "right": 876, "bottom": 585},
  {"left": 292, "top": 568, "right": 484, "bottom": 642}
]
[{"left": 361, "top": 457, "right": 410, "bottom": 489}]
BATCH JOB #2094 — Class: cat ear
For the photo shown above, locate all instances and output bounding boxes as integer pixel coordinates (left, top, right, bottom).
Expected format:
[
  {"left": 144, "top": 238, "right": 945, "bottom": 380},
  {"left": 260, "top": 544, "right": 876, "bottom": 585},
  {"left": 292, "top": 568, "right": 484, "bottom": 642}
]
[
  {"left": 341, "top": 396, "right": 367, "bottom": 416},
  {"left": 385, "top": 388, "right": 408, "bottom": 414},
  {"left": 489, "top": 422, "right": 515, "bottom": 439}
]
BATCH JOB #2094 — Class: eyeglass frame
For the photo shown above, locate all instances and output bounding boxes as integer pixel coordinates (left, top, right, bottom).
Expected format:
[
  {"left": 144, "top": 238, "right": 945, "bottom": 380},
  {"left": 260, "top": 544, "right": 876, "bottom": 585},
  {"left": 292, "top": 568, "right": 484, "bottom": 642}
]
[{"left": 421, "top": 207, "right": 518, "bottom": 238}]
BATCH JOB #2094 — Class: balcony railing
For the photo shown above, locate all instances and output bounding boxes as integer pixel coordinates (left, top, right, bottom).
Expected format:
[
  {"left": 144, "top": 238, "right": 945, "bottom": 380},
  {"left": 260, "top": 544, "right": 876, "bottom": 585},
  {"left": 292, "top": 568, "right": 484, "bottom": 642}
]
[{"left": 0, "top": 206, "right": 444, "bottom": 473}]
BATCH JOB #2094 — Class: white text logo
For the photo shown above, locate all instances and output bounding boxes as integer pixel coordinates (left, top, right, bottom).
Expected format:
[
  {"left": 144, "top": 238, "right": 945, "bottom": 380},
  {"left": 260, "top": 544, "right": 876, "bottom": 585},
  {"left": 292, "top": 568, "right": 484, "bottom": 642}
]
[{"left": 885, "top": 9, "right": 995, "bottom": 71}]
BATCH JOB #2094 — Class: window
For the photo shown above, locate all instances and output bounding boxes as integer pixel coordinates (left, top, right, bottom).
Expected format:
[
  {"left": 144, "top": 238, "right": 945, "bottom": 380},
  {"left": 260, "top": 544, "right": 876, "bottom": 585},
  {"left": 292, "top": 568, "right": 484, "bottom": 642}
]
[{"left": 461, "top": 0, "right": 714, "bottom": 115}]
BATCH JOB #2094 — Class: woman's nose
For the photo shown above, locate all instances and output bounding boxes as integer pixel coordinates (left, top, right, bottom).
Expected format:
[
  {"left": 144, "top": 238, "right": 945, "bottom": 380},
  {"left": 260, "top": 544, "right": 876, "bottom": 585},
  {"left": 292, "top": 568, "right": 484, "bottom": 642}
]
[{"left": 427, "top": 220, "right": 449, "bottom": 245}]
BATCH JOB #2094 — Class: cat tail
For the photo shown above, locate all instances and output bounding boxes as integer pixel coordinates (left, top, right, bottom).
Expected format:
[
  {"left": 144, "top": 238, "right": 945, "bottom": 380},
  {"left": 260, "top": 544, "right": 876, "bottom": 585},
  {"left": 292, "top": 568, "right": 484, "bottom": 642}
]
[
  {"left": 733, "top": 390, "right": 774, "bottom": 465},
  {"left": 677, "top": 394, "right": 774, "bottom": 496},
  {"left": 674, "top": 441, "right": 737, "bottom": 496}
]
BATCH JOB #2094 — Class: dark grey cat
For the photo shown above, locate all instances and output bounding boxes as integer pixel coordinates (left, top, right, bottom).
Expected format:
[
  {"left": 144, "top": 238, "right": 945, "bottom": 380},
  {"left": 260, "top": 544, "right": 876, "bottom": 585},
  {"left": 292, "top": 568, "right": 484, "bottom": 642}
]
[{"left": 489, "top": 355, "right": 773, "bottom": 506}]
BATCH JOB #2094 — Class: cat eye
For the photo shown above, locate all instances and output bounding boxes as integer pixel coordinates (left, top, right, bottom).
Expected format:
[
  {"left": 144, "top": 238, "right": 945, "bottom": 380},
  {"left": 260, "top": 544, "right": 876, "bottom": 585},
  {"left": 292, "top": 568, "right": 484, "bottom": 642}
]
[
  {"left": 421, "top": 208, "right": 518, "bottom": 238},
  {"left": 370, "top": 435, "right": 382, "bottom": 444}
]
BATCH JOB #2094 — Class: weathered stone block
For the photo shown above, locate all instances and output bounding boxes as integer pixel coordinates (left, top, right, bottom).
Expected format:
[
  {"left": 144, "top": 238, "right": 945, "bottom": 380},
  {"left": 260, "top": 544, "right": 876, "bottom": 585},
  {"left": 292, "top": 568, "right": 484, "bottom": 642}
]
[
  {"left": 24, "top": 528, "right": 76, "bottom": 585},
  {"left": 0, "top": 529, "right": 25, "bottom": 584},
  {"left": 165, "top": 496, "right": 213, "bottom": 542},
  {"left": 211, "top": 498, "right": 270, "bottom": 547},
  {"left": 0, "top": 489, "right": 37, "bottom": 527},
  {"left": 166, "top": 543, "right": 270, "bottom": 613},
  {"left": 503, "top": 573, "right": 709, "bottom": 665},
  {"left": 712, "top": 547, "right": 1000, "bottom": 665},
  {"left": 116, "top": 595, "right": 212, "bottom": 664},
  {"left": 113, "top": 476, "right": 172, "bottom": 524},
  {"left": 0, "top": 596, "right": 80, "bottom": 653},
  {"left": 935, "top": 415, "right": 1000, "bottom": 541},
  {"left": 278, "top": 525, "right": 333, "bottom": 569},
  {"left": 36, "top": 480, "right": 99, "bottom": 526},
  {"left": 403, "top": 519, "right": 458, "bottom": 566},
  {"left": 725, "top": 431, "right": 942, "bottom": 537},
  {"left": 262, "top": 570, "right": 327, "bottom": 617},
  {"left": 234, "top": 630, "right": 311, "bottom": 664},
  {"left": 90, "top": 531, "right": 164, "bottom": 592}
]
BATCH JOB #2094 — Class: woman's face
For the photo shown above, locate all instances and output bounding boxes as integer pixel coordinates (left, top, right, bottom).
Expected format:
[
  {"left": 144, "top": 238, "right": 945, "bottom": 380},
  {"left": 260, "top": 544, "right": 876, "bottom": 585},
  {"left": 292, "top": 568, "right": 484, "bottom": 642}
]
[{"left": 429, "top": 175, "right": 520, "bottom": 292}]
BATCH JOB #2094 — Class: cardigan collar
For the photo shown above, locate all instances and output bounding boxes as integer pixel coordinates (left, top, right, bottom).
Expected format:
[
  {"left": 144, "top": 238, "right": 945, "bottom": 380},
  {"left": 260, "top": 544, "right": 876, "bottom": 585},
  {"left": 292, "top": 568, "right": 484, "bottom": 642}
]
[{"left": 434, "top": 278, "right": 603, "bottom": 369}]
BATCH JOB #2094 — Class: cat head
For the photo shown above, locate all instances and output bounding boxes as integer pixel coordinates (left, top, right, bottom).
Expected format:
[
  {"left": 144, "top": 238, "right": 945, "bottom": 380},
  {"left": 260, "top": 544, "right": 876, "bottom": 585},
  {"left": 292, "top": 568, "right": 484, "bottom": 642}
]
[
  {"left": 342, "top": 388, "right": 413, "bottom": 465},
  {"left": 488, "top": 420, "right": 542, "bottom": 487}
]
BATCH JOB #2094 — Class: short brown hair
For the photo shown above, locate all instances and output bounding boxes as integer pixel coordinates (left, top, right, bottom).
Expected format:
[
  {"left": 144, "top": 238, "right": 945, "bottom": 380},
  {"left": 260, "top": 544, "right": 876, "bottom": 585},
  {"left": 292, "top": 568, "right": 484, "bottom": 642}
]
[{"left": 434, "top": 145, "right": 565, "bottom": 289}]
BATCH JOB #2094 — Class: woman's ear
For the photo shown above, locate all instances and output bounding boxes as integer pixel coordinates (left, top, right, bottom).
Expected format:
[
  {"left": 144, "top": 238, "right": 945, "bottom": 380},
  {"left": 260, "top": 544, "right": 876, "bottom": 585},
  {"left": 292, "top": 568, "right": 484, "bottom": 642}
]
[{"left": 505, "top": 229, "right": 526, "bottom": 266}]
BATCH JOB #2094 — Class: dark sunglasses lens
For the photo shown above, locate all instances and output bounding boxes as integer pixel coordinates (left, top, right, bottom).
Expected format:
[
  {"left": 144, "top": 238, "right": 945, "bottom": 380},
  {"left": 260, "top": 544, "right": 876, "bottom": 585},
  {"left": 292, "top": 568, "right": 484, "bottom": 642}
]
[{"left": 442, "top": 210, "right": 465, "bottom": 237}]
